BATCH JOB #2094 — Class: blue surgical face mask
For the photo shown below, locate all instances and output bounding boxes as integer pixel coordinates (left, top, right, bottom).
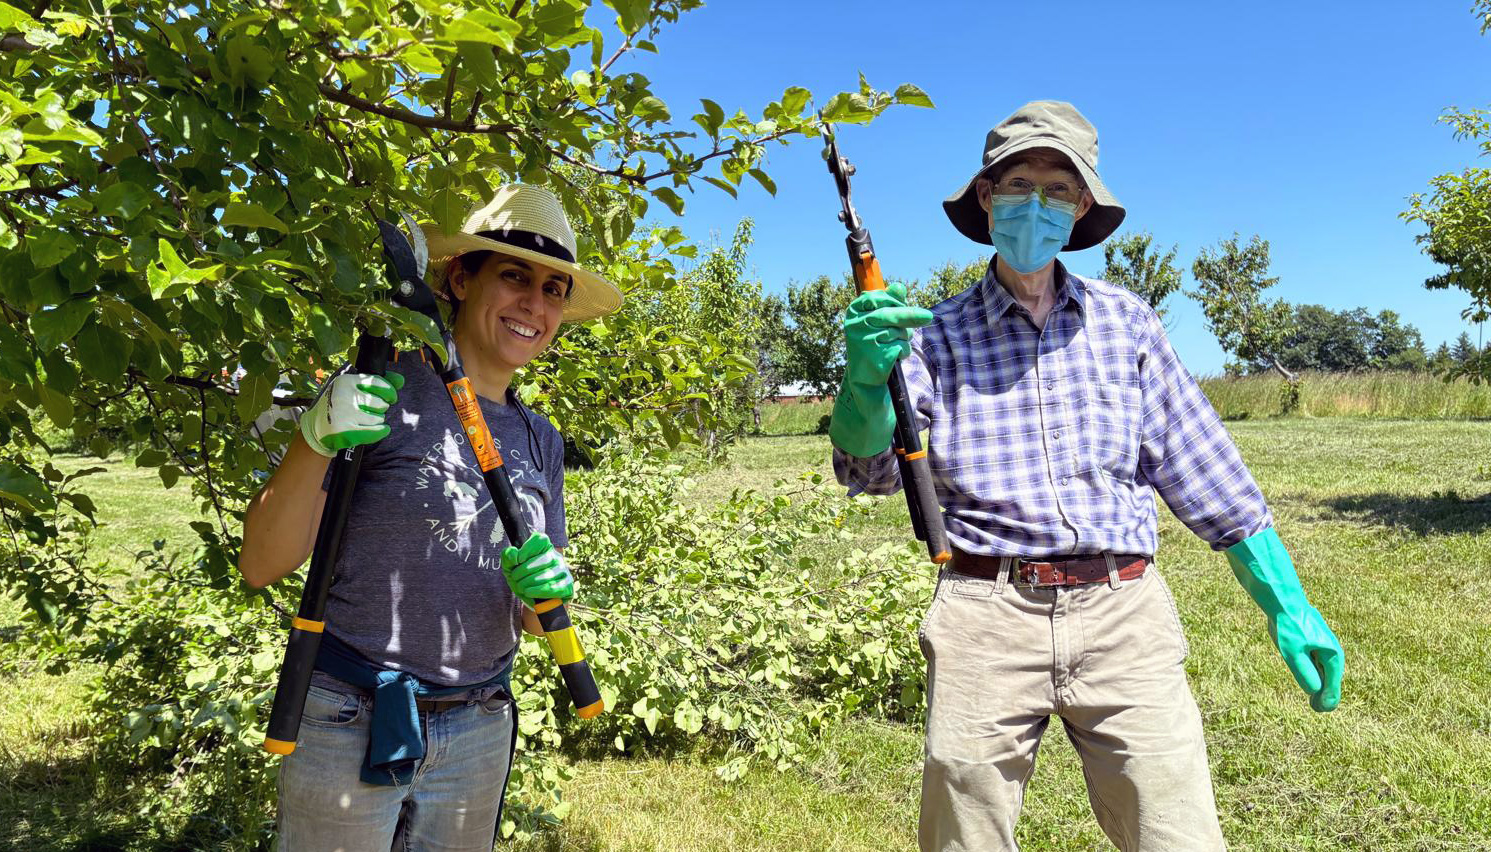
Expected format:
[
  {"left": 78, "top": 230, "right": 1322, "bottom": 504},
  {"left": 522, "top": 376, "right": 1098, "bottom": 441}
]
[{"left": 988, "top": 194, "right": 1078, "bottom": 274}]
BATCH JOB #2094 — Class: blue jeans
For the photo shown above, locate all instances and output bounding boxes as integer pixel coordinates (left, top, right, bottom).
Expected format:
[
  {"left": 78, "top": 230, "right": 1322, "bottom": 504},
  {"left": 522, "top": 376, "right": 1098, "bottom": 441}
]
[{"left": 276, "top": 684, "right": 515, "bottom": 852}]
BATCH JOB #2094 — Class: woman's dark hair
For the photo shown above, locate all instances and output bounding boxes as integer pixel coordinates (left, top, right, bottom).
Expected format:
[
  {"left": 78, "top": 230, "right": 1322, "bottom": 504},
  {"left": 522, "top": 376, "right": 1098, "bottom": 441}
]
[
  {"left": 442, "top": 250, "right": 575, "bottom": 320},
  {"left": 442, "top": 250, "right": 493, "bottom": 320}
]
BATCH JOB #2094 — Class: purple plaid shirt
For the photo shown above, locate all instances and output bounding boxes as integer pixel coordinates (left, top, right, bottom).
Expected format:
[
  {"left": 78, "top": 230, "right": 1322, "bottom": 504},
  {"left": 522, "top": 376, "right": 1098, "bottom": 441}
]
[{"left": 833, "top": 261, "right": 1272, "bottom": 558}]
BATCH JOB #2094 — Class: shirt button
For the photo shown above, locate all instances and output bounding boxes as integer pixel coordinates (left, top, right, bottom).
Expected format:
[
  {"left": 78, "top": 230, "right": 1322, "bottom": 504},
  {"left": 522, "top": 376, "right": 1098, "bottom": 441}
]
[
  {"left": 1046, "top": 381, "right": 1055, "bottom": 391},
  {"left": 1053, "top": 430, "right": 1061, "bottom": 440},
  {"left": 1060, "top": 477, "right": 1070, "bottom": 486}
]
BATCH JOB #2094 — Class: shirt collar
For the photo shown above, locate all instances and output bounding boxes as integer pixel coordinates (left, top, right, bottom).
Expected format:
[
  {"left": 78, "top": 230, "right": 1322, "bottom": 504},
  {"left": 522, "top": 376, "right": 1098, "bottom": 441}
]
[{"left": 979, "top": 258, "right": 1087, "bottom": 320}]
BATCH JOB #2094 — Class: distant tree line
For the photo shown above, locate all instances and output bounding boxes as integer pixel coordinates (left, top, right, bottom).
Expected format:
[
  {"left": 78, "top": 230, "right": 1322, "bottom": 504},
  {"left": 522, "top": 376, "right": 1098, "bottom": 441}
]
[{"left": 756, "top": 231, "right": 1468, "bottom": 407}]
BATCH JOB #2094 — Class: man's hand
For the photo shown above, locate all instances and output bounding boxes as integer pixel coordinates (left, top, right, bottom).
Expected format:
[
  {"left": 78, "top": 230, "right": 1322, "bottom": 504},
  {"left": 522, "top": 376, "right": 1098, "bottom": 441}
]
[
  {"left": 301, "top": 370, "right": 405, "bottom": 457},
  {"left": 1225, "top": 527, "right": 1344, "bottom": 712},
  {"left": 829, "top": 282, "right": 934, "bottom": 458},
  {"left": 501, "top": 532, "right": 574, "bottom": 609}
]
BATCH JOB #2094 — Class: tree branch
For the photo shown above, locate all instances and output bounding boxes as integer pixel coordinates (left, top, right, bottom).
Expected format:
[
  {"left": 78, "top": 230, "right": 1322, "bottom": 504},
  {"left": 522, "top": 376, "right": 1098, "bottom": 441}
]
[
  {"left": 317, "top": 82, "right": 519, "bottom": 134},
  {"left": 0, "top": 34, "right": 37, "bottom": 52}
]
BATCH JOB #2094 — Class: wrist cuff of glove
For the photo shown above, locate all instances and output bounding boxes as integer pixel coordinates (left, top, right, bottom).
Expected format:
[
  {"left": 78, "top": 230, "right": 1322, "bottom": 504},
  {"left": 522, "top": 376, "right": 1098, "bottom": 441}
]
[
  {"left": 300, "top": 410, "right": 336, "bottom": 458},
  {"left": 1225, "top": 526, "right": 1307, "bottom": 616},
  {"left": 829, "top": 384, "right": 896, "bottom": 458}
]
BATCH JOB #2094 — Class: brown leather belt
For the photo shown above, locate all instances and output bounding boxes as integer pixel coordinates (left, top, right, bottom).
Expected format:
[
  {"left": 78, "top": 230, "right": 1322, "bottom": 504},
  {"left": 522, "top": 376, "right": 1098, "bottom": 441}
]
[
  {"left": 951, "top": 549, "right": 1149, "bottom": 587},
  {"left": 415, "top": 698, "right": 469, "bottom": 714}
]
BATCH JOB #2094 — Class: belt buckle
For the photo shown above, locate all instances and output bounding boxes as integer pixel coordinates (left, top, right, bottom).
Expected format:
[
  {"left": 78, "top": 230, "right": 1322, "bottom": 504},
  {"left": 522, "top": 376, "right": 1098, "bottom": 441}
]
[{"left": 1017, "top": 560, "right": 1051, "bottom": 587}]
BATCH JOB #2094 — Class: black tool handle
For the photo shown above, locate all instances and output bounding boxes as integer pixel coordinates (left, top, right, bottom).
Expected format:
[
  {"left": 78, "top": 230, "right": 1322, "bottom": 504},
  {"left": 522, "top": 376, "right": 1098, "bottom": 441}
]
[
  {"left": 264, "top": 332, "right": 392, "bottom": 755},
  {"left": 887, "top": 361, "right": 949, "bottom": 563},
  {"left": 842, "top": 226, "right": 951, "bottom": 565}
]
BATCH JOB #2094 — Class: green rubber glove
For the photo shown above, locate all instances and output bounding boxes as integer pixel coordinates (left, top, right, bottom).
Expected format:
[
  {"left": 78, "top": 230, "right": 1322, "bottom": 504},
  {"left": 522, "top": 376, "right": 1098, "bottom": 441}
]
[
  {"left": 501, "top": 532, "right": 574, "bottom": 609},
  {"left": 829, "top": 282, "right": 934, "bottom": 458},
  {"left": 1225, "top": 527, "right": 1344, "bottom": 712},
  {"left": 300, "top": 370, "right": 406, "bottom": 457}
]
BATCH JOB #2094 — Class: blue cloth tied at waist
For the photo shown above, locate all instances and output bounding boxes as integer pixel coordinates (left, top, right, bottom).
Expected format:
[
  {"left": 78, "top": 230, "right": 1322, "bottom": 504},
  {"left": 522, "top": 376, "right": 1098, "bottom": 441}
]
[{"left": 313, "top": 630, "right": 513, "bottom": 786}]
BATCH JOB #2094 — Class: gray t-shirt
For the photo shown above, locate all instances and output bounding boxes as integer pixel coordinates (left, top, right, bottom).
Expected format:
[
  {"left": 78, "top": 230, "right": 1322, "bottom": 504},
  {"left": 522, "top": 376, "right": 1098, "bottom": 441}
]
[{"left": 313, "top": 350, "right": 566, "bottom": 690}]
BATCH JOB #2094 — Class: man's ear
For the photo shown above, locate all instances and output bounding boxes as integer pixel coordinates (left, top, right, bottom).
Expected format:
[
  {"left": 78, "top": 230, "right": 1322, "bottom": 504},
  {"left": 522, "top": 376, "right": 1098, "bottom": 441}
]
[
  {"left": 975, "top": 177, "right": 993, "bottom": 213},
  {"left": 1074, "top": 189, "right": 1095, "bottom": 222}
]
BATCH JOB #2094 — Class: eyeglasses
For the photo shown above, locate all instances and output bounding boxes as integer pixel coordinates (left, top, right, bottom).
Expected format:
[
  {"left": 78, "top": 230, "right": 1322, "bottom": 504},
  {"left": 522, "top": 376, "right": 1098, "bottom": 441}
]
[{"left": 991, "top": 176, "right": 1086, "bottom": 206}]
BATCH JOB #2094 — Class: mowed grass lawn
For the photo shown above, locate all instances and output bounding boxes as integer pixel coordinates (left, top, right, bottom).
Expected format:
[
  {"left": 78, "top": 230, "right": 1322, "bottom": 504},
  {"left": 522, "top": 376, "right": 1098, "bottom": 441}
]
[{"left": 3, "top": 418, "right": 1489, "bottom": 850}]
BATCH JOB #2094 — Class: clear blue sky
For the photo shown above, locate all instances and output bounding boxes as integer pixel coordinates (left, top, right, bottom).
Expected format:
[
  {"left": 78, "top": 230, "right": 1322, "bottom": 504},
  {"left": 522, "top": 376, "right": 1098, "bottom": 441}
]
[{"left": 608, "top": 0, "right": 1490, "bottom": 374}]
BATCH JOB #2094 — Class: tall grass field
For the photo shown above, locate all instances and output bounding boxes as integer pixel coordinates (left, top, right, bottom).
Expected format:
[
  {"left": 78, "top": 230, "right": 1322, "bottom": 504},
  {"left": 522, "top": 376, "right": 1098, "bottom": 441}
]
[
  {"left": 760, "top": 371, "right": 1491, "bottom": 436},
  {"left": 2, "top": 415, "right": 1489, "bottom": 850}
]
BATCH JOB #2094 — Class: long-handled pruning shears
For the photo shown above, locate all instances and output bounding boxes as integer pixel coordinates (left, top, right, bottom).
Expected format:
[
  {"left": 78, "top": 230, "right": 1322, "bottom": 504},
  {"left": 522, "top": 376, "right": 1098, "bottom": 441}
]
[
  {"left": 263, "top": 215, "right": 603, "bottom": 757},
  {"left": 821, "top": 121, "right": 951, "bottom": 566}
]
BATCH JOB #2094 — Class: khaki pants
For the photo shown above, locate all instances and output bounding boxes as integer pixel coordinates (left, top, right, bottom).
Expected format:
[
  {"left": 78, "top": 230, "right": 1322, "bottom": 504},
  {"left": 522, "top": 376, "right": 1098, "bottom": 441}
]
[{"left": 918, "top": 561, "right": 1226, "bottom": 852}]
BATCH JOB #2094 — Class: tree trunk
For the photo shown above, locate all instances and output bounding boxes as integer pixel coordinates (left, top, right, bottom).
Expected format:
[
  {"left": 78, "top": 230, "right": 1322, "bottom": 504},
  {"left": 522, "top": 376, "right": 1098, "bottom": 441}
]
[{"left": 1271, "top": 358, "right": 1297, "bottom": 383}]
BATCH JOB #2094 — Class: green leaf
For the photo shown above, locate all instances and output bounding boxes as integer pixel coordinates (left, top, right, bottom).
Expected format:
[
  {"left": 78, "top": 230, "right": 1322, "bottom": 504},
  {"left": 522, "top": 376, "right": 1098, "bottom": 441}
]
[
  {"left": 236, "top": 370, "right": 274, "bottom": 424},
  {"left": 21, "top": 118, "right": 104, "bottom": 146},
  {"left": 651, "top": 187, "right": 685, "bottom": 216},
  {"left": 27, "top": 227, "right": 78, "bottom": 267},
  {"left": 633, "top": 96, "right": 670, "bottom": 123},
  {"left": 135, "top": 448, "right": 168, "bottom": 468},
  {"left": 533, "top": 1, "right": 582, "bottom": 36},
  {"left": 431, "top": 189, "right": 466, "bottom": 238},
  {"left": 781, "top": 86, "right": 811, "bottom": 116},
  {"left": 225, "top": 36, "right": 274, "bottom": 88},
  {"left": 0, "top": 2, "right": 37, "bottom": 29},
  {"left": 700, "top": 176, "right": 737, "bottom": 198},
  {"left": 0, "top": 461, "right": 53, "bottom": 512},
  {"left": 384, "top": 305, "right": 448, "bottom": 365},
  {"left": 605, "top": 0, "right": 650, "bottom": 34},
  {"left": 74, "top": 320, "right": 129, "bottom": 382},
  {"left": 747, "top": 169, "right": 776, "bottom": 197},
  {"left": 30, "top": 298, "right": 94, "bottom": 352},
  {"left": 309, "top": 306, "right": 351, "bottom": 357},
  {"left": 443, "top": 10, "right": 520, "bottom": 49},
  {"left": 149, "top": 239, "right": 221, "bottom": 299},
  {"left": 892, "top": 83, "right": 935, "bottom": 109},
  {"left": 693, "top": 98, "right": 724, "bottom": 137},
  {"left": 37, "top": 382, "right": 73, "bottom": 428},
  {"left": 94, "top": 182, "right": 152, "bottom": 219},
  {"left": 220, "top": 202, "right": 288, "bottom": 233},
  {"left": 158, "top": 465, "right": 181, "bottom": 489}
]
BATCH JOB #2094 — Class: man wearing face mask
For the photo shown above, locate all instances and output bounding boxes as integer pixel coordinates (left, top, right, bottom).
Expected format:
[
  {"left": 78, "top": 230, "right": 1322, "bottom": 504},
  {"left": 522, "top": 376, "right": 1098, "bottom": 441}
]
[{"left": 829, "top": 100, "right": 1344, "bottom": 851}]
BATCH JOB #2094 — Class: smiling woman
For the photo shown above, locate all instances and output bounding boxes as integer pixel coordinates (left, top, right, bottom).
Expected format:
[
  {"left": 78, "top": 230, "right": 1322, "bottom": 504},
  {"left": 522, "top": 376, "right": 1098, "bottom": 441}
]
[{"left": 237, "top": 184, "right": 624, "bottom": 850}]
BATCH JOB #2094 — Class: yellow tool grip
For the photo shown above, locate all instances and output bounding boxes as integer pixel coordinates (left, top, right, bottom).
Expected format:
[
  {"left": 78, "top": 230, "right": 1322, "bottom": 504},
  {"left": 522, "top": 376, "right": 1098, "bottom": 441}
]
[{"left": 544, "top": 627, "right": 586, "bottom": 666}]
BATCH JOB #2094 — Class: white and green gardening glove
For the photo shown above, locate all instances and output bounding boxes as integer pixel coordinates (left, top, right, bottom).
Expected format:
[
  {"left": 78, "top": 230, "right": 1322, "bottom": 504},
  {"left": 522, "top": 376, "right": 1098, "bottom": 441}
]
[
  {"left": 1226, "top": 527, "right": 1344, "bottom": 712},
  {"left": 300, "top": 370, "right": 406, "bottom": 457}
]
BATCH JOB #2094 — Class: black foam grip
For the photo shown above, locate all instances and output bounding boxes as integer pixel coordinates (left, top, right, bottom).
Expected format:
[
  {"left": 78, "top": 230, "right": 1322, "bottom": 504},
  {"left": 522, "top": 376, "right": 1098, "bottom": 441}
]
[
  {"left": 265, "top": 627, "right": 320, "bottom": 746},
  {"left": 558, "top": 659, "right": 603, "bottom": 709}
]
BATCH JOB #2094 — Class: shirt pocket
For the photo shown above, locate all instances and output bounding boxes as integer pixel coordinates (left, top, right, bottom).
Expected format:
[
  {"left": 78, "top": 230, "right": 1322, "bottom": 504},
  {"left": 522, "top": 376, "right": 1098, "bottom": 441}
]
[{"left": 1079, "top": 373, "right": 1143, "bottom": 482}]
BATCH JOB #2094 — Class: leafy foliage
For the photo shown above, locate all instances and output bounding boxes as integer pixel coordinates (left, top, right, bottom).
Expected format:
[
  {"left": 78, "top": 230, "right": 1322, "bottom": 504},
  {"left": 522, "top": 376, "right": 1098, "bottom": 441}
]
[
  {"left": 906, "top": 256, "right": 988, "bottom": 309},
  {"left": 1402, "top": 105, "right": 1491, "bottom": 384},
  {"left": 1271, "top": 305, "right": 1428, "bottom": 373},
  {"left": 775, "top": 274, "right": 857, "bottom": 397},
  {"left": 1101, "top": 231, "right": 1181, "bottom": 322},
  {"left": 1189, "top": 234, "right": 1297, "bottom": 381},
  {"left": 34, "top": 454, "right": 934, "bottom": 843}
]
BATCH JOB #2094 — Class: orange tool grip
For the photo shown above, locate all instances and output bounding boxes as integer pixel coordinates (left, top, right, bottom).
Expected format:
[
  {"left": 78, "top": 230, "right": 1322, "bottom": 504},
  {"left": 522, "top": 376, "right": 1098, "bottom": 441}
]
[{"left": 854, "top": 251, "right": 885, "bottom": 292}]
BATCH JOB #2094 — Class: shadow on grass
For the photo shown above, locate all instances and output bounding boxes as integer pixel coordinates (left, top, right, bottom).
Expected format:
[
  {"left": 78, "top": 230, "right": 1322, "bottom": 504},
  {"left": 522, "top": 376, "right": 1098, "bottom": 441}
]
[
  {"left": 1319, "top": 490, "right": 1491, "bottom": 536},
  {"left": 0, "top": 741, "right": 274, "bottom": 852}
]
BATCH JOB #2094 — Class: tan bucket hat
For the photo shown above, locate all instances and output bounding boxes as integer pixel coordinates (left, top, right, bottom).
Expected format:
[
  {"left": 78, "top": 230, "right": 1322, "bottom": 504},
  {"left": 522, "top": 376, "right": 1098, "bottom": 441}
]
[
  {"left": 943, "top": 100, "right": 1125, "bottom": 252},
  {"left": 423, "top": 184, "right": 623, "bottom": 322}
]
